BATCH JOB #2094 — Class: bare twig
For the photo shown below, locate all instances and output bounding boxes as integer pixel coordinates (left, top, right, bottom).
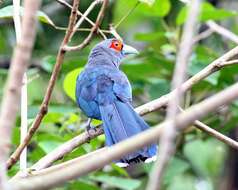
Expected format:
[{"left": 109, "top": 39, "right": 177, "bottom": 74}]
[
  {"left": 56, "top": 0, "right": 107, "bottom": 39},
  {"left": 109, "top": 25, "right": 123, "bottom": 41},
  {"left": 207, "top": 21, "right": 238, "bottom": 44},
  {"left": 194, "top": 120, "right": 238, "bottom": 148},
  {"left": 114, "top": 1, "right": 140, "bottom": 29},
  {"left": 20, "top": 74, "right": 28, "bottom": 171},
  {"left": 63, "top": 0, "right": 108, "bottom": 51},
  {"left": 220, "top": 59, "right": 238, "bottom": 67},
  {"left": 10, "top": 81, "right": 238, "bottom": 190},
  {"left": 13, "top": 0, "right": 28, "bottom": 172},
  {"left": 147, "top": 1, "right": 202, "bottom": 189},
  {"left": 0, "top": 0, "right": 41, "bottom": 188},
  {"left": 7, "top": 0, "right": 80, "bottom": 170},
  {"left": 193, "top": 28, "right": 213, "bottom": 44}
]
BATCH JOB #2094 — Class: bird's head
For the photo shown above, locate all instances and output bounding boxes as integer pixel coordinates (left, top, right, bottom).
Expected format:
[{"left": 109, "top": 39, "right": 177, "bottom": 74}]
[{"left": 88, "top": 38, "right": 139, "bottom": 67}]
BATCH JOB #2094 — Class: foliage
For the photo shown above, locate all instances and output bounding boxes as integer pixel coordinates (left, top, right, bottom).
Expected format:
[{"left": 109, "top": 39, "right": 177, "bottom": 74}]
[{"left": 1, "top": 0, "right": 238, "bottom": 189}]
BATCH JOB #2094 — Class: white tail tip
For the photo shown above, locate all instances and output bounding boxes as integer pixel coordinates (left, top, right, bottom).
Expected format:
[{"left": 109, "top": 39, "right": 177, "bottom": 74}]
[
  {"left": 115, "top": 162, "right": 129, "bottom": 168},
  {"left": 144, "top": 156, "right": 157, "bottom": 163}
]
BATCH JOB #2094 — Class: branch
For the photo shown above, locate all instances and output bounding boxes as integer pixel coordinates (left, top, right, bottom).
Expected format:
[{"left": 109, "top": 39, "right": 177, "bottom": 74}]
[
  {"left": 207, "top": 21, "right": 238, "bottom": 44},
  {"left": 9, "top": 81, "right": 238, "bottom": 190},
  {"left": 0, "top": 0, "right": 41, "bottom": 188},
  {"left": 31, "top": 126, "right": 103, "bottom": 171},
  {"left": 193, "top": 28, "right": 213, "bottom": 44},
  {"left": 6, "top": 0, "right": 80, "bottom": 170},
  {"left": 147, "top": 1, "right": 202, "bottom": 189},
  {"left": 12, "top": 0, "right": 29, "bottom": 172}
]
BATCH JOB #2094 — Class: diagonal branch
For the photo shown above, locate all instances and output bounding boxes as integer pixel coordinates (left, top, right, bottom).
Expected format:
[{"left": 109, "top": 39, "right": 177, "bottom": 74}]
[
  {"left": 7, "top": 0, "right": 109, "bottom": 170},
  {"left": 207, "top": 21, "right": 238, "bottom": 44},
  {"left": 9, "top": 81, "right": 238, "bottom": 190},
  {"left": 6, "top": 0, "right": 80, "bottom": 170}
]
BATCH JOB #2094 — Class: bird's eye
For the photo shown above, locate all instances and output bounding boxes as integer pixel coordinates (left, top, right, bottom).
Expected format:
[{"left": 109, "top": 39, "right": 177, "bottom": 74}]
[{"left": 110, "top": 40, "right": 123, "bottom": 52}]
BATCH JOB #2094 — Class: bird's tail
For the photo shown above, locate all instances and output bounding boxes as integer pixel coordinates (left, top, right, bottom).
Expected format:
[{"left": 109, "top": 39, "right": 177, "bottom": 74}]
[{"left": 99, "top": 100, "right": 157, "bottom": 163}]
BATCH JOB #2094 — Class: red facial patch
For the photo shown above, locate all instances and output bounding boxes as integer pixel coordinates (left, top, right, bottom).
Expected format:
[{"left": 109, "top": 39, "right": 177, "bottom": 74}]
[{"left": 109, "top": 40, "right": 123, "bottom": 52}]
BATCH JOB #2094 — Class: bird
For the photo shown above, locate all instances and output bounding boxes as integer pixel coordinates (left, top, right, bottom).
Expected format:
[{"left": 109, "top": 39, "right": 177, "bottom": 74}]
[{"left": 75, "top": 38, "right": 157, "bottom": 167}]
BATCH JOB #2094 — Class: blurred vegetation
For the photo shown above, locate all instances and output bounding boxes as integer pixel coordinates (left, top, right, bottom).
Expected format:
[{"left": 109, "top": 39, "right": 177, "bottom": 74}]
[{"left": 1, "top": 0, "right": 238, "bottom": 189}]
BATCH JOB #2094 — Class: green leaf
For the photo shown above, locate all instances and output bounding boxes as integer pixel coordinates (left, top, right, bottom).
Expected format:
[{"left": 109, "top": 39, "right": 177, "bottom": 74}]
[
  {"left": 38, "top": 141, "right": 62, "bottom": 154},
  {"left": 163, "top": 158, "right": 190, "bottom": 185},
  {"left": 42, "top": 56, "right": 56, "bottom": 73},
  {"left": 138, "top": 0, "right": 171, "bottom": 17},
  {"left": 183, "top": 138, "right": 225, "bottom": 177},
  {"left": 90, "top": 175, "right": 141, "bottom": 190},
  {"left": 176, "top": 2, "right": 238, "bottom": 25},
  {"left": 188, "top": 54, "right": 219, "bottom": 86},
  {"left": 0, "top": 5, "right": 55, "bottom": 26},
  {"left": 167, "top": 175, "right": 196, "bottom": 190},
  {"left": 67, "top": 180, "right": 100, "bottom": 190},
  {"left": 134, "top": 32, "right": 164, "bottom": 41},
  {"left": 63, "top": 68, "right": 83, "bottom": 101}
]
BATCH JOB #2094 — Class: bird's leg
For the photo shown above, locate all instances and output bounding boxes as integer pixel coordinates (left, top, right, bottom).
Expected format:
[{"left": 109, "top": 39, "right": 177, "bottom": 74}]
[
  {"left": 85, "top": 118, "right": 97, "bottom": 142},
  {"left": 85, "top": 118, "right": 93, "bottom": 132}
]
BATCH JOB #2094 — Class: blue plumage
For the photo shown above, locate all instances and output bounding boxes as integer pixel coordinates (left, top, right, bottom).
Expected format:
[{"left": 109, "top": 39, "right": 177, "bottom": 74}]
[{"left": 76, "top": 39, "right": 157, "bottom": 164}]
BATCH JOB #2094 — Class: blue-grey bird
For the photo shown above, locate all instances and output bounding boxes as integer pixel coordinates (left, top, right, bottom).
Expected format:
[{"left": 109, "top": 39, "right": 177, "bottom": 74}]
[{"left": 76, "top": 39, "right": 157, "bottom": 167}]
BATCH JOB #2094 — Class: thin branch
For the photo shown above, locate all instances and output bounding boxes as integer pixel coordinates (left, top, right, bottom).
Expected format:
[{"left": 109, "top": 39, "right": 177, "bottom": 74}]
[
  {"left": 207, "top": 21, "right": 238, "bottom": 44},
  {"left": 9, "top": 81, "right": 238, "bottom": 190},
  {"left": 193, "top": 28, "right": 213, "bottom": 44},
  {"left": 54, "top": 26, "right": 111, "bottom": 33},
  {"left": 0, "top": 0, "right": 41, "bottom": 188},
  {"left": 13, "top": 0, "right": 28, "bottom": 172},
  {"left": 114, "top": 1, "right": 140, "bottom": 29},
  {"left": 20, "top": 73, "right": 28, "bottom": 171},
  {"left": 63, "top": 0, "right": 109, "bottom": 52},
  {"left": 6, "top": 0, "right": 80, "bottom": 170},
  {"left": 147, "top": 1, "right": 202, "bottom": 189},
  {"left": 56, "top": 0, "right": 107, "bottom": 39},
  {"left": 109, "top": 25, "right": 123, "bottom": 41},
  {"left": 220, "top": 59, "right": 238, "bottom": 67},
  {"left": 194, "top": 120, "right": 238, "bottom": 148}
]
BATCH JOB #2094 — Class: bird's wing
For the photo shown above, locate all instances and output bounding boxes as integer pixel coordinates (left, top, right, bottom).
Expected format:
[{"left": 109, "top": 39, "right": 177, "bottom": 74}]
[{"left": 76, "top": 66, "right": 132, "bottom": 105}]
